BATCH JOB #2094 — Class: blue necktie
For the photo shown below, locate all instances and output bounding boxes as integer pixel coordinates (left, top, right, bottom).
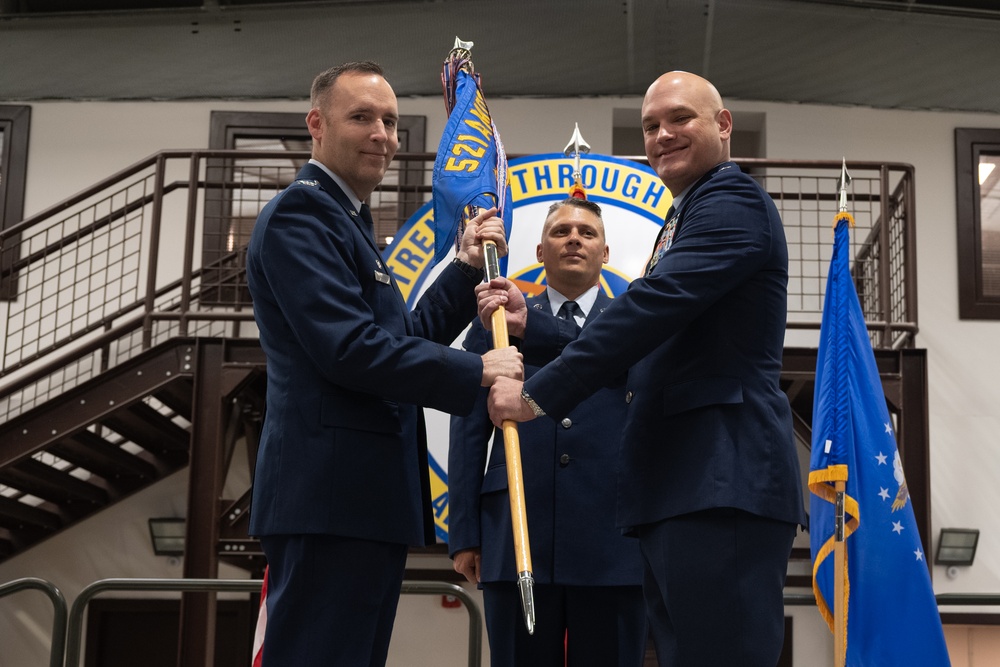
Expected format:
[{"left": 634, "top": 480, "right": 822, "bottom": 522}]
[{"left": 557, "top": 300, "right": 582, "bottom": 326}]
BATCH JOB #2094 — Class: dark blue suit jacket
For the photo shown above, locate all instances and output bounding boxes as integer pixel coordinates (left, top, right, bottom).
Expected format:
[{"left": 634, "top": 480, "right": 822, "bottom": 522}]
[
  {"left": 449, "top": 290, "right": 643, "bottom": 585},
  {"left": 525, "top": 163, "right": 808, "bottom": 532},
  {"left": 247, "top": 163, "right": 483, "bottom": 547}
]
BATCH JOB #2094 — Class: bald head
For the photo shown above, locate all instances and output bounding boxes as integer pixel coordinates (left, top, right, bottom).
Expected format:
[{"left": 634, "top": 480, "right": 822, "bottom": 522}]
[
  {"left": 645, "top": 71, "right": 725, "bottom": 116},
  {"left": 640, "top": 71, "right": 733, "bottom": 194}
]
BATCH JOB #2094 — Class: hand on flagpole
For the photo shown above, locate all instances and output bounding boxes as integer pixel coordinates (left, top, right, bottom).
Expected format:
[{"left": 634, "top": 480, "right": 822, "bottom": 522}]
[
  {"left": 488, "top": 377, "right": 536, "bottom": 426},
  {"left": 480, "top": 346, "right": 523, "bottom": 387},
  {"left": 456, "top": 207, "right": 506, "bottom": 268},
  {"left": 476, "top": 277, "right": 527, "bottom": 337}
]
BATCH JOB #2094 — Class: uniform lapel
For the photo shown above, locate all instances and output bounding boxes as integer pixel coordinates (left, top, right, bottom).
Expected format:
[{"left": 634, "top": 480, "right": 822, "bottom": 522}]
[
  {"left": 530, "top": 291, "right": 551, "bottom": 315},
  {"left": 586, "top": 291, "right": 612, "bottom": 327},
  {"left": 296, "top": 164, "right": 411, "bottom": 323}
]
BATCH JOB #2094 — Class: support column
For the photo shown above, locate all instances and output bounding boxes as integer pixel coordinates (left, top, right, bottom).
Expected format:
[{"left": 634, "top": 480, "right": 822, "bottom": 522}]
[{"left": 178, "top": 340, "right": 226, "bottom": 667}]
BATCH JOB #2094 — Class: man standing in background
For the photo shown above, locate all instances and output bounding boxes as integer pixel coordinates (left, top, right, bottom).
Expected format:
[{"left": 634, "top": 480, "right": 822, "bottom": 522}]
[{"left": 450, "top": 198, "right": 646, "bottom": 667}]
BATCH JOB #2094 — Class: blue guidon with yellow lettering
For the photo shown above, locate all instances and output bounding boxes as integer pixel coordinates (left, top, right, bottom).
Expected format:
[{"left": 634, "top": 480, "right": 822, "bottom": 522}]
[{"left": 384, "top": 153, "right": 672, "bottom": 541}]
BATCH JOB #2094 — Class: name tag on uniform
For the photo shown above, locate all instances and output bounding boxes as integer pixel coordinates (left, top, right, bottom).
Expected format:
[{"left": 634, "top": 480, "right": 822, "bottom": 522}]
[{"left": 374, "top": 270, "right": 391, "bottom": 285}]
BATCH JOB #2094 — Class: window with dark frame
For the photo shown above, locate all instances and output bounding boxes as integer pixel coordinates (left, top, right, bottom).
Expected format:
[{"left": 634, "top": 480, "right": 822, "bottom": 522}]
[
  {"left": 201, "top": 110, "right": 425, "bottom": 307},
  {"left": 0, "top": 105, "right": 31, "bottom": 301},
  {"left": 955, "top": 128, "right": 1000, "bottom": 319}
]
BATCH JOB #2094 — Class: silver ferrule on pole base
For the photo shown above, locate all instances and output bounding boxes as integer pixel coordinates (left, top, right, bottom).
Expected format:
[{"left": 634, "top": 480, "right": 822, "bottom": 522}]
[
  {"left": 484, "top": 238, "right": 502, "bottom": 282},
  {"left": 517, "top": 571, "right": 536, "bottom": 635}
]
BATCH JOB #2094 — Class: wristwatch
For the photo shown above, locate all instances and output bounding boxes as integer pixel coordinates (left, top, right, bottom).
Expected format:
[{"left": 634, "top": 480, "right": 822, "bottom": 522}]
[
  {"left": 520, "top": 387, "right": 546, "bottom": 417},
  {"left": 451, "top": 257, "right": 485, "bottom": 282}
]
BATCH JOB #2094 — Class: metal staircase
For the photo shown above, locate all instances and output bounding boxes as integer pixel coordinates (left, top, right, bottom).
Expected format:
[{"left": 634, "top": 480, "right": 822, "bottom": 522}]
[
  {"left": 0, "top": 340, "right": 192, "bottom": 558},
  {"left": 0, "top": 336, "right": 267, "bottom": 565},
  {"left": 0, "top": 151, "right": 287, "bottom": 577}
]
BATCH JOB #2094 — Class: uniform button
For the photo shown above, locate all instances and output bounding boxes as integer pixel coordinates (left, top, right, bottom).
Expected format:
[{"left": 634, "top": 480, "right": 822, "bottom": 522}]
[
  {"left": 625, "top": 391, "right": 633, "bottom": 403},
  {"left": 561, "top": 418, "right": 572, "bottom": 429},
  {"left": 559, "top": 454, "right": 570, "bottom": 466}
]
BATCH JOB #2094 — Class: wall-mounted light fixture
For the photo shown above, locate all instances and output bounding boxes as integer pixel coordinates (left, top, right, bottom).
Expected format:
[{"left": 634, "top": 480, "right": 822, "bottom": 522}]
[
  {"left": 935, "top": 528, "right": 979, "bottom": 567},
  {"left": 148, "top": 518, "right": 186, "bottom": 556}
]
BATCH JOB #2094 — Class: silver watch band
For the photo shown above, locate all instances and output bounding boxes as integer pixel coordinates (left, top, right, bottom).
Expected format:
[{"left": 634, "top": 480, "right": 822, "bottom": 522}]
[{"left": 520, "top": 387, "right": 546, "bottom": 417}]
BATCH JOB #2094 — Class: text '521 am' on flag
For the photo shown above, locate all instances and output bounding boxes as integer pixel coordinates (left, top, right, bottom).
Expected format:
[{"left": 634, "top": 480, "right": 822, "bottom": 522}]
[
  {"left": 431, "top": 66, "right": 510, "bottom": 265},
  {"left": 808, "top": 212, "right": 951, "bottom": 666}
]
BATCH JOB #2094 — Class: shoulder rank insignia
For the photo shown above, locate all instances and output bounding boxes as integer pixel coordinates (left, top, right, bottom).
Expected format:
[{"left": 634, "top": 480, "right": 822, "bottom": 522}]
[{"left": 295, "top": 179, "right": 319, "bottom": 187}]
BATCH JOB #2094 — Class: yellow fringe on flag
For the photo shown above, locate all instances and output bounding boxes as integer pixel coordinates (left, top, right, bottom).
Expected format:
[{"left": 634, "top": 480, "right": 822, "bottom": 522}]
[
  {"left": 808, "top": 463, "right": 860, "bottom": 653},
  {"left": 833, "top": 210, "right": 855, "bottom": 229}
]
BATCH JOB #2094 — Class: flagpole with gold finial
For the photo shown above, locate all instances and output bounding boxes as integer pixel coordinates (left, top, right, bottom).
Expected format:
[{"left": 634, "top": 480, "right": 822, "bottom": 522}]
[
  {"left": 441, "top": 36, "right": 536, "bottom": 634},
  {"left": 833, "top": 157, "right": 853, "bottom": 667}
]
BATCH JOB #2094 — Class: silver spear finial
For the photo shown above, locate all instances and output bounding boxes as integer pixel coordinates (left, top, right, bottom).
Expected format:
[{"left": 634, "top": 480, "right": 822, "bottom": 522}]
[
  {"left": 837, "top": 158, "right": 852, "bottom": 214},
  {"left": 563, "top": 123, "right": 592, "bottom": 179}
]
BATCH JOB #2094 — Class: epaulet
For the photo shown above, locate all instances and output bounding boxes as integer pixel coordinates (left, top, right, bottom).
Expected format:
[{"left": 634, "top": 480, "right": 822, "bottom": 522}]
[{"left": 293, "top": 179, "right": 320, "bottom": 187}]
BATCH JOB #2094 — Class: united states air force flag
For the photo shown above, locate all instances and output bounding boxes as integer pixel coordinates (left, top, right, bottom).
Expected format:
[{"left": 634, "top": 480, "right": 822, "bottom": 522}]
[
  {"left": 431, "top": 67, "right": 510, "bottom": 265},
  {"left": 809, "top": 213, "right": 951, "bottom": 665}
]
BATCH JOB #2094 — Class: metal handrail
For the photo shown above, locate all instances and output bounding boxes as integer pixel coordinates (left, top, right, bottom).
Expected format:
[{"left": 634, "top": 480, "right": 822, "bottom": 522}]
[
  {"left": 63, "top": 577, "right": 482, "bottom": 667},
  {"left": 5, "top": 575, "right": 994, "bottom": 667},
  {"left": 1, "top": 151, "right": 919, "bottom": 412},
  {"left": 0, "top": 577, "right": 67, "bottom": 667},
  {"left": 784, "top": 592, "right": 819, "bottom": 606},
  {"left": 936, "top": 593, "right": 1000, "bottom": 606},
  {"left": 401, "top": 581, "right": 483, "bottom": 667}
]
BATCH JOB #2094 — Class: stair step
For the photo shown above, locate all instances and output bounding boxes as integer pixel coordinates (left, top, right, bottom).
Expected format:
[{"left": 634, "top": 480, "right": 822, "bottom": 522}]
[
  {"left": 153, "top": 378, "right": 195, "bottom": 421},
  {"left": 101, "top": 401, "right": 190, "bottom": 457},
  {"left": 49, "top": 431, "right": 160, "bottom": 487},
  {"left": 0, "top": 495, "right": 61, "bottom": 531},
  {"left": 0, "top": 458, "right": 109, "bottom": 506}
]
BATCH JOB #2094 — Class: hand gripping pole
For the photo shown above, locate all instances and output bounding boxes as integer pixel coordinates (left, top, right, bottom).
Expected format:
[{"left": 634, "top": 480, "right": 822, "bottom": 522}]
[{"left": 483, "top": 240, "right": 535, "bottom": 634}]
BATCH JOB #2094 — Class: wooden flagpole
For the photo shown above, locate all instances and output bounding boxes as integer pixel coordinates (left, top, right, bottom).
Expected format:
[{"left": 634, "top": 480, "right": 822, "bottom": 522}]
[
  {"left": 834, "top": 480, "right": 847, "bottom": 667},
  {"left": 484, "top": 240, "right": 535, "bottom": 634}
]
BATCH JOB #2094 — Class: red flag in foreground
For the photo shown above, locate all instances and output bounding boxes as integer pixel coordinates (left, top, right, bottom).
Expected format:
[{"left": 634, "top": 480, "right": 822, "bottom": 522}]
[{"left": 251, "top": 566, "right": 268, "bottom": 666}]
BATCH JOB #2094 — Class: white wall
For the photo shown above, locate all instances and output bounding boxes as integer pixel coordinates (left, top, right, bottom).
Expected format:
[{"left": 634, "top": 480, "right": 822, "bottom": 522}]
[{"left": 1, "top": 93, "right": 998, "bottom": 665}]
